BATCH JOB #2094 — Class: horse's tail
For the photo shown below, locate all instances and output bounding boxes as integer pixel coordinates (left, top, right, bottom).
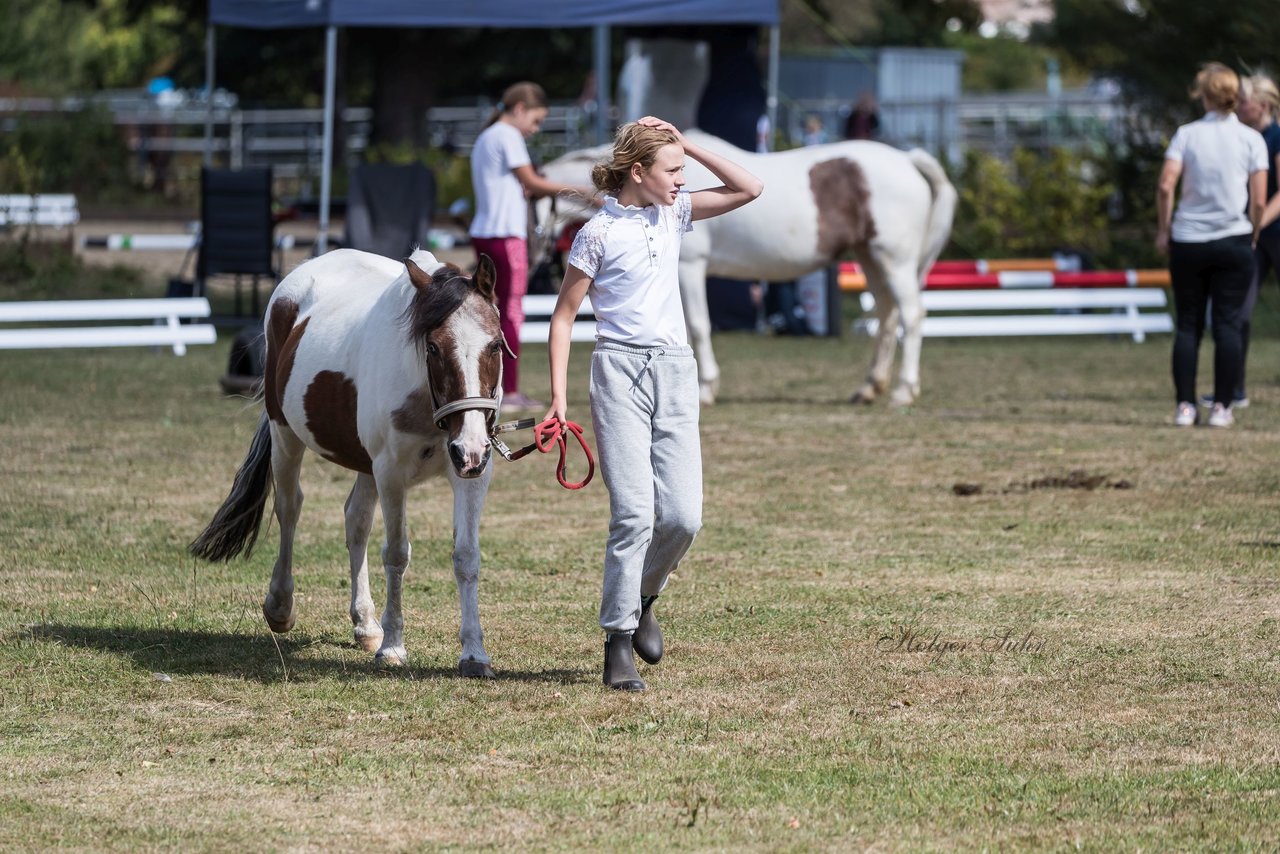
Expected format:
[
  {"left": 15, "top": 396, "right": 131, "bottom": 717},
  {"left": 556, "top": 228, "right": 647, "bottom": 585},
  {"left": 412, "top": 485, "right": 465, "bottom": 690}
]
[
  {"left": 189, "top": 413, "right": 274, "bottom": 562},
  {"left": 907, "top": 148, "right": 958, "bottom": 280}
]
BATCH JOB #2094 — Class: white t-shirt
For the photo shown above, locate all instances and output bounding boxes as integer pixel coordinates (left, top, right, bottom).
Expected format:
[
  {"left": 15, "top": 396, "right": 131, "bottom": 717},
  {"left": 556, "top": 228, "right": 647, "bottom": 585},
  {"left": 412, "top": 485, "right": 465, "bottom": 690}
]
[
  {"left": 1166, "top": 111, "right": 1269, "bottom": 243},
  {"left": 567, "top": 191, "right": 693, "bottom": 347},
  {"left": 469, "top": 121, "right": 532, "bottom": 239}
]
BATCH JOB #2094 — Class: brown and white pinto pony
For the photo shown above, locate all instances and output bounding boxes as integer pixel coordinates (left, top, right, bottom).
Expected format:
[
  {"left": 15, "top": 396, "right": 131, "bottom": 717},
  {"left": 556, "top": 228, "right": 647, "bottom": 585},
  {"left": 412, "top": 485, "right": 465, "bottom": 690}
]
[{"left": 191, "top": 249, "right": 504, "bottom": 677}]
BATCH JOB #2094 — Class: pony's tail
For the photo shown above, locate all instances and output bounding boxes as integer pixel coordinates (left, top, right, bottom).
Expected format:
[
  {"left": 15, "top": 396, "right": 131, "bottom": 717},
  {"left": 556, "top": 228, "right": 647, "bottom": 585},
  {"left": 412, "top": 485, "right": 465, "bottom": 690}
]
[
  {"left": 907, "top": 148, "right": 958, "bottom": 280},
  {"left": 189, "top": 413, "right": 274, "bottom": 562}
]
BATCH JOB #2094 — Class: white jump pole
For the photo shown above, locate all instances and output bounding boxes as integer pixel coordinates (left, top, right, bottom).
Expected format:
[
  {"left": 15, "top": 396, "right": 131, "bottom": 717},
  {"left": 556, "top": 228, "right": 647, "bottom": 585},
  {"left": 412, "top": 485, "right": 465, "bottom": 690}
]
[
  {"left": 593, "top": 24, "right": 610, "bottom": 145},
  {"left": 317, "top": 25, "right": 337, "bottom": 254},
  {"left": 766, "top": 25, "right": 779, "bottom": 149},
  {"left": 204, "top": 26, "right": 215, "bottom": 167}
]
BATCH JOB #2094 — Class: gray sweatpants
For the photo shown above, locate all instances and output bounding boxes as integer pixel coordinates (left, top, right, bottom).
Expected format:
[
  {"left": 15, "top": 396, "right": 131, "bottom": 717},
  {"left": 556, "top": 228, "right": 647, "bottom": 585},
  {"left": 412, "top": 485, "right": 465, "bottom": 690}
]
[{"left": 590, "top": 340, "right": 703, "bottom": 634}]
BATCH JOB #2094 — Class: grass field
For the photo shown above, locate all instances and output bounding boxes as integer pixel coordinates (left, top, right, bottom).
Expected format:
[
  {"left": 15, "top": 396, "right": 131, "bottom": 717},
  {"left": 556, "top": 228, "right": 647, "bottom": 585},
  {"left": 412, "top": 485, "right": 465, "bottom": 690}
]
[{"left": 1, "top": 315, "right": 1278, "bottom": 850}]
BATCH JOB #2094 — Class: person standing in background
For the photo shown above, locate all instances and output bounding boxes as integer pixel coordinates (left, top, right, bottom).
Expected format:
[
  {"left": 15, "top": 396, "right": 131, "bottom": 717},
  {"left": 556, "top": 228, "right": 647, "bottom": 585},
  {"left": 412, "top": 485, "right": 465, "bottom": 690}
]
[
  {"left": 1156, "top": 63, "right": 1268, "bottom": 428},
  {"left": 1224, "top": 73, "right": 1280, "bottom": 409},
  {"left": 802, "top": 113, "right": 828, "bottom": 147},
  {"left": 470, "top": 81, "right": 594, "bottom": 412},
  {"left": 844, "top": 91, "right": 879, "bottom": 141}
]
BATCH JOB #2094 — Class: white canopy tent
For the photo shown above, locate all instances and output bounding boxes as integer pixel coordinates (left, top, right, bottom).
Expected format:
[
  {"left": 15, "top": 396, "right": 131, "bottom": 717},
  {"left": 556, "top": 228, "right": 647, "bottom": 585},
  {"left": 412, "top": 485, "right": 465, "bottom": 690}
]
[{"left": 205, "top": 0, "right": 781, "bottom": 251}]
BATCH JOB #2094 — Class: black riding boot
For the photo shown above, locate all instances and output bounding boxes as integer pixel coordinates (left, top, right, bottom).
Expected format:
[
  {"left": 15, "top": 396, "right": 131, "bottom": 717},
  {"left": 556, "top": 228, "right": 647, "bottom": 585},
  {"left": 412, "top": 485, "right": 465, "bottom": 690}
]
[
  {"left": 633, "top": 595, "right": 663, "bottom": 665},
  {"left": 603, "top": 633, "right": 645, "bottom": 691}
]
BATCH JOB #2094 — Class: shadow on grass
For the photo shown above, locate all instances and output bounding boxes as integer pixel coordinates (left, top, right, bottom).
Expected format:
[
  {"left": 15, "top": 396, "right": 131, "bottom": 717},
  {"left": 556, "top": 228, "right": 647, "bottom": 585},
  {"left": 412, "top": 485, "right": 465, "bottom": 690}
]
[{"left": 18, "top": 623, "right": 592, "bottom": 686}]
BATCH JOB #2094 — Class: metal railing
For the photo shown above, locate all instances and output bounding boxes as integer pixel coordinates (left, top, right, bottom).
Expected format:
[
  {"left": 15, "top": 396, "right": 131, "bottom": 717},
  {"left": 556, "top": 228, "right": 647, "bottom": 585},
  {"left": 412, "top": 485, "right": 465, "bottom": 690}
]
[{"left": 4, "top": 89, "right": 1129, "bottom": 184}]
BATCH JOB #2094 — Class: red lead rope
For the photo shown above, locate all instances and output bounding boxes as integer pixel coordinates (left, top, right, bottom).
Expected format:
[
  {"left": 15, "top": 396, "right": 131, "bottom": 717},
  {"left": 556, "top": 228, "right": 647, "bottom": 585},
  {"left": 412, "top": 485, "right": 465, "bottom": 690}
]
[{"left": 491, "top": 417, "right": 595, "bottom": 490}]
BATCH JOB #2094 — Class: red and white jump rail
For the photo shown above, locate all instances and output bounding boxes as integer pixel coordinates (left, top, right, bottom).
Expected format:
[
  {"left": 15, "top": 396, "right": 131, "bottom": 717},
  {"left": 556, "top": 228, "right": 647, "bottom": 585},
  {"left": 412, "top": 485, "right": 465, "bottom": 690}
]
[
  {"left": 839, "top": 263, "right": 1171, "bottom": 291},
  {"left": 838, "top": 261, "right": 1173, "bottom": 342}
]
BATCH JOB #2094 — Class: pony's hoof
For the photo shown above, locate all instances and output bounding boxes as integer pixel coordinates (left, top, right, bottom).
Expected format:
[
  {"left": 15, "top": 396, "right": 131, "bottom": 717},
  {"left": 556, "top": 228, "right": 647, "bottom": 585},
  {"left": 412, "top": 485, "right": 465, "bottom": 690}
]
[
  {"left": 354, "top": 627, "right": 384, "bottom": 653},
  {"left": 888, "top": 387, "right": 918, "bottom": 409},
  {"left": 850, "top": 389, "right": 877, "bottom": 406},
  {"left": 699, "top": 383, "right": 717, "bottom": 406},
  {"left": 459, "top": 657, "right": 496, "bottom": 679},
  {"left": 262, "top": 603, "right": 296, "bottom": 634},
  {"left": 375, "top": 648, "right": 407, "bottom": 667}
]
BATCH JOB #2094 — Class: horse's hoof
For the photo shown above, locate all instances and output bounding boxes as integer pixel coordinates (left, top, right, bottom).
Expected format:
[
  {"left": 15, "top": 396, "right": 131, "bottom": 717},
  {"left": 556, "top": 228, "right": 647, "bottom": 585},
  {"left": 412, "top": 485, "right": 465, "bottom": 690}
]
[
  {"left": 888, "top": 388, "right": 917, "bottom": 409},
  {"left": 262, "top": 604, "right": 296, "bottom": 634},
  {"left": 850, "top": 390, "right": 876, "bottom": 406},
  {"left": 375, "top": 648, "right": 407, "bottom": 667},
  {"left": 459, "top": 657, "right": 495, "bottom": 679},
  {"left": 354, "top": 628, "right": 384, "bottom": 653},
  {"left": 699, "top": 384, "right": 717, "bottom": 406}
]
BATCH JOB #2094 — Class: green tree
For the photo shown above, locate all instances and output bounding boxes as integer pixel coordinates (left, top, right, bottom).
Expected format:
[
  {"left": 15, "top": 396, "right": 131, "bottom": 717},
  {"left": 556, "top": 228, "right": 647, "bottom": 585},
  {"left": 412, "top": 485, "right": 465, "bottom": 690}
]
[
  {"left": 1044, "top": 0, "right": 1280, "bottom": 120},
  {"left": 951, "top": 147, "right": 1115, "bottom": 261},
  {"left": 780, "top": 0, "right": 982, "bottom": 50}
]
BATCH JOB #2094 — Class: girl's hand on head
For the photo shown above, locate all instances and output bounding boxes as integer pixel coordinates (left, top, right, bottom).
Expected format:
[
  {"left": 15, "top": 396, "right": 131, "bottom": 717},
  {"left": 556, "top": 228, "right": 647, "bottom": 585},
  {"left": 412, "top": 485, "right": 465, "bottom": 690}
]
[{"left": 637, "top": 116, "right": 685, "bottom": 144}]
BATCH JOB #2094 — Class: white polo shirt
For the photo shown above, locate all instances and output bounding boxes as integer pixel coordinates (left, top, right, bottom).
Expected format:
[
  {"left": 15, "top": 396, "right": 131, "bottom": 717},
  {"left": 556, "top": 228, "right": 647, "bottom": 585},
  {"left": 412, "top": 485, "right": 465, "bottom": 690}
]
[
  {"left": 567, "top": 191, "right": 693, "bottom": 347},
  {"left": 469, "top": 121, "right": 532, "bottom": 239},
  {"left": 1166, "top": 111, "right": 1269, "bottom": 243}
]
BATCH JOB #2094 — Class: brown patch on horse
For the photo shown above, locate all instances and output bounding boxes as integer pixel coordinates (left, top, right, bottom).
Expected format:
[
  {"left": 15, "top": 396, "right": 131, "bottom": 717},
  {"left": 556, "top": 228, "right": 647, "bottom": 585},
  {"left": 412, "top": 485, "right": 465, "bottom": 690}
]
[
  {"left": 809, "top": 158, "right": 877, "bottom": 258},
  {"left": 303, "top": 370, "right": 373, "bottom": 473},
  {"left": 391, "top": 388, "right": 436, "bottom": 436},
  {"left": 265, "top": 301, "right": 303, "bottom": 425}
]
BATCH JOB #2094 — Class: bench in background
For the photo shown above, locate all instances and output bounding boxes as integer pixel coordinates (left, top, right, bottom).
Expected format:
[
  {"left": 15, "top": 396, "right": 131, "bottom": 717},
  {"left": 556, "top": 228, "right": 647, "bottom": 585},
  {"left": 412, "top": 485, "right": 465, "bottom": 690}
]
[
  {"left": 0, "top": 298, "right": 216, "bottom": 356},
  {"left": 0, "top": 194, "right": 80, "bottom": 230}
]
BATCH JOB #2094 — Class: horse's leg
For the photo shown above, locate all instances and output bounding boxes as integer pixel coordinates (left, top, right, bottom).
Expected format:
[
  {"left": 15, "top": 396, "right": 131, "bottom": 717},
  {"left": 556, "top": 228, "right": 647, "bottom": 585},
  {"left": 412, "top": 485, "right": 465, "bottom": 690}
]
[
  {"left": 344, "top": 473, "right": 383, "bottom": 652},
  {"left": 885, "top": 259, "right": 925, "bottom": 407},
  {"left": 851, "top": 251, "right": 898, "bottom": 405},
  {"left": 263, "top": 424, "right": 306, "bottom": 633},
  {"left": 678, "top": 253, "right": 719, "bottom": 405},
  {"left": 450, "top": 463, "right": 495, "bottom": 678},
  {"left": 372, "top": 465, "right": 411, "bottom": 666}
]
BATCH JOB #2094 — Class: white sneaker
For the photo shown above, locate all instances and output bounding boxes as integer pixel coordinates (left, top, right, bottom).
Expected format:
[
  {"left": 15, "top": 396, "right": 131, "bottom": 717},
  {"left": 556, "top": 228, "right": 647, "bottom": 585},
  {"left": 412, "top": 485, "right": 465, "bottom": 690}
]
[
  {"left": 1200, "top": 393, "right": 1249, "bottom": 409},
  {"left": 1174, "top": 402, "right": 1198, "bottom": 426},
  {"left": 1207, "top": 403, "right": 1234, "bottom": 428}
]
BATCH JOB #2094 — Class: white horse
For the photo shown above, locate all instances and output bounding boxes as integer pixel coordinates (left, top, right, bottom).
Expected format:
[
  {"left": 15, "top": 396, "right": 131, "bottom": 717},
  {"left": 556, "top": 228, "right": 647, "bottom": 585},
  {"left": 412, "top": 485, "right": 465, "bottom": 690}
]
[
  {"left": 191, "top": 249, "right": 505, "bottom": 677},
  {"left": 537, "top": 130, "right": 957, "bottom": 406}
]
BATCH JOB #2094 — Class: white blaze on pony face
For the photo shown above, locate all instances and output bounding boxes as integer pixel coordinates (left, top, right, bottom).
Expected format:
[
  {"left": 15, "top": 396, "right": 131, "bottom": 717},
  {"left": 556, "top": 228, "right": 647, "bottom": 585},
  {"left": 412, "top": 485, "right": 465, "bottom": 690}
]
[{"left": 440, "top": 296, "right": 503, "bottom": 477}]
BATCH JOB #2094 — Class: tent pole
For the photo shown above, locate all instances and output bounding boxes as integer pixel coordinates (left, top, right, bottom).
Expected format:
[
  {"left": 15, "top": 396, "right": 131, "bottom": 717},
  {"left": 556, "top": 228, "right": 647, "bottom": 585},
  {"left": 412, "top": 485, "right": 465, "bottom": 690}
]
[
  {"left": 593, "top": 25, "right": 609, "bottom": 145},
  {"left": 766, "top": 25, "right": 779, "bottom": 149},
  {"left": 204, "top": 25, "right": 215, "bottom": 167},
  {"left": 317, "top": 24, "right": 337, "bottom": 254}
]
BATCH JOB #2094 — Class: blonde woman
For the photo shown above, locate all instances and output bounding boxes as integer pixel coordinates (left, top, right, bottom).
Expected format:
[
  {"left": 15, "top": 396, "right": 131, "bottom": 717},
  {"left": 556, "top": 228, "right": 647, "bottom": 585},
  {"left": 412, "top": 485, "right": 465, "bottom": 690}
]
[
  {"left": 1156, "top": 63, "right": 1268, "bottom": 428},
  {"left": 1233, "top": 73, "right": 1280, "bottom": 408},
  {"left": 545, "top": 117, "right": 762, "bottom": 690}
]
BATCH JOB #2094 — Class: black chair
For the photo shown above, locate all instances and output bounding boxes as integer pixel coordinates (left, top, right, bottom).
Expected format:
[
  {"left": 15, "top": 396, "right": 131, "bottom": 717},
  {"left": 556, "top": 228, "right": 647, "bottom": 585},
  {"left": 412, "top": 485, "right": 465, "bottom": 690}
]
[
  {"left": 197, "top": 167, "right": 277, "bottom": 318},
  {"left": 343, "top": 163, "right": 436, "bottom": 259}
]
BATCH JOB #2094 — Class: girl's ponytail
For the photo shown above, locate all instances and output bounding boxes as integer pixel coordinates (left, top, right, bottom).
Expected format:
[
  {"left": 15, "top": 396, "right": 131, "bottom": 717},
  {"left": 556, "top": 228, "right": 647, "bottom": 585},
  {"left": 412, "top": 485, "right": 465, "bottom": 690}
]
[
  {"left": 591, "top": 122, "right": 681, "bottom": 194},
  {"left": 483, "top": 81, "right": 549, "bottom": 129}
]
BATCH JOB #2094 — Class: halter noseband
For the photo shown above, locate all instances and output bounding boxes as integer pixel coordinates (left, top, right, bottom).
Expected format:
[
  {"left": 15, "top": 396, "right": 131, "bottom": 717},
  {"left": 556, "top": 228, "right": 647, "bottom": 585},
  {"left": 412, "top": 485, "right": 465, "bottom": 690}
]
[{"left": 431, "top": 392, "right": 499, "bottom": 432}]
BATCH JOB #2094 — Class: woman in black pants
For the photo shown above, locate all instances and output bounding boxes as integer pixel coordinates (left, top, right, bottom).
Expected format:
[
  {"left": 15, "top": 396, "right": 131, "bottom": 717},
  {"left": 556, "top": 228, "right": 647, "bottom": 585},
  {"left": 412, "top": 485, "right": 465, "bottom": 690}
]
[{"left": 1156, "top": 62, "right": 1268, "bottom": 428}]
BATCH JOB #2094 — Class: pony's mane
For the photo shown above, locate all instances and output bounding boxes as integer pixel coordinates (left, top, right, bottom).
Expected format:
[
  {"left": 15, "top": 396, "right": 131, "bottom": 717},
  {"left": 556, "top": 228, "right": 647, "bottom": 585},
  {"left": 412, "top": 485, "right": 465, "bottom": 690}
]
[{"left": 402, "top": 266, "right": 478, "bottom": 354}]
